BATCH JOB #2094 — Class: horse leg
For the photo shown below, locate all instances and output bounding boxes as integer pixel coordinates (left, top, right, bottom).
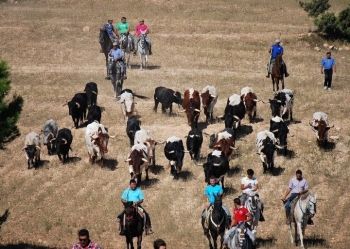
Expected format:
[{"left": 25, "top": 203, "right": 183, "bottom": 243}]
[
  {"left": 276, "top": 79, "right": 279, "bottom": 92},
  {"left": 137, "top": 235, "right": 142, "bottom": 249},
  {"left": 212, "top": 234, "right": 218, "bottom": 249},
  {"left": 139, "top": 53, "right": 143, "bottom": 70},
  {"left": 288, "top": 223, "right": 294, "bottom": 245},
  {"left": 206, "top": 233, "right": 214, "bottom": 249},
  {"left": 145, "top": 55, "right": 148, "bottom": 69},
  {"left": 282, "top": 78, "right": 285, "bottom": 90},
  {"left": 271, "top": 77, "right": 275, "bottom": 92}
]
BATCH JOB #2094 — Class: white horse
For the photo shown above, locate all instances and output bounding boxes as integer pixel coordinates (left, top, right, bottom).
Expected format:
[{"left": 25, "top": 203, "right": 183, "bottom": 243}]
[
  {"left": 225, "top": 222, "right": 255, "bottom": 249},
  {"left": 289, "top": 193, "right": 317, "bottom": 249},
  {"left": 119, "top": 34, "right": 132, "bottom": 69},
  {"left": 244, "top": 190, "right": 262, "bottom": 231},
  {"left": 137, "top": 30, "right": 149, "bottom": 70}
]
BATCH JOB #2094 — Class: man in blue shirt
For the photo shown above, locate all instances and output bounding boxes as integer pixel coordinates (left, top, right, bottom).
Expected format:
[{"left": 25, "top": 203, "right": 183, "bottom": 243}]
[
  {"left": 266, "top": 39, "right": 289, "bottom": 78},
  {"left": 117, "top": 179, "right": 153, "bottom": 235},
  {"left": 201, "top": 176, "right": 231, "bottom": 235},
  {"left": 104, "top": 19, "right": 118, "bottom": 41},
  {"left": 320, "top": 51, "right": 336, "bottom": 90},
  {"left": 109, "top": 42, "right": 127, "bottom": 79}
]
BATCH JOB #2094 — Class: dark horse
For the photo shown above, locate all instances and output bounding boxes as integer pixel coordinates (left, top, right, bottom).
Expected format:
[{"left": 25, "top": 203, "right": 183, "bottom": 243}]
[
  {"left": 204, "top": 195, "right": 228, "bottom": 249},
  {"left": 271, "top": 54, "right": 285, "bottom": 92},
  {"left": 123, "top": 201, "right": 145, "bottom": 249},
  {"left": 110, "top": 60, "right": 125, "bottom": 98},
  {"left": 99, "top": 28, "right": 113, "bottom": 79}
]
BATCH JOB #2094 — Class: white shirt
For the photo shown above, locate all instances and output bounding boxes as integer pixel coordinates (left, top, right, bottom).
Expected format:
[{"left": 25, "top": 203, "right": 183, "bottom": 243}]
[{"left": 241, "top": 176, "right": 258, "bottom": 194}]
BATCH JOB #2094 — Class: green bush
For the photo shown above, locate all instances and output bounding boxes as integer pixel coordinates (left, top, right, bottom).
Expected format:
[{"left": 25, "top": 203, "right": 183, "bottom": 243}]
[
  {"left": 0, "top": 60, "right": 23, "bottom": 148},
  {"left": 299, "top": 0, "right": 330, "bottom": 17},
  {"left": 314, "top": 13, "right": 340, "bottom": 38},
  {"left": 338, "top": 4, "right": 350, "bottom": 39}
]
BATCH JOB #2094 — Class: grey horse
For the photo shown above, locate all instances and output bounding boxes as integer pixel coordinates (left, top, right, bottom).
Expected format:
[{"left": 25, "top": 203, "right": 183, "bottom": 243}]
[{"left": 137, "top": 30, "right": 149, "bottom": 70}]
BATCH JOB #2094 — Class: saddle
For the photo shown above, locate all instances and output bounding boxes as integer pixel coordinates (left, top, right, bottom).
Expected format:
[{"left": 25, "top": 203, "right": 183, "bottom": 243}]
[
  {"left": 122, "top": 207, "right": 147, "bottom": 229},
  {"left": 204, "top": 206, "right": 214, "bottom": 229},
  {"left": 289, "top": 196, "right": 300, "bottom": 222}
]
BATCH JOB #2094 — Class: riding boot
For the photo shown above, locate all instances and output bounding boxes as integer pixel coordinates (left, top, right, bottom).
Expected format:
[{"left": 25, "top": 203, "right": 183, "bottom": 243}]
[
  {"left": 283, "top": 64, "right": 289, "bottom": 77},
  {"left": 307, "top": 217, "right": 314, "bottom": 225},
  {"left": 266, "top": 72, "right": 270, "bottom": 78},
  {"left": 259, "top": 210, "right": 265, "bottom": 222},
  {"left": 145, "top": 213, "right": 154, "bottom": 235},
  {"left": 117, "top": 219, "right": 125, "bottom": 235},
  {"left": 201, "top": 217, "right": 209, "bottom": 236},
  {"left": 149, "top": 44, "right": 152, "bottom": 55}
]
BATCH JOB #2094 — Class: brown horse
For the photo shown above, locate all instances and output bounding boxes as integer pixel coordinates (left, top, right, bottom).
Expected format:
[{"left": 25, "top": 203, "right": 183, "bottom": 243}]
[
  {"left": 99, "top": 28, "right": 113, "bottom": 80},
  {"left": 271, "top": 54, "right": 284, "bottom": 92}
]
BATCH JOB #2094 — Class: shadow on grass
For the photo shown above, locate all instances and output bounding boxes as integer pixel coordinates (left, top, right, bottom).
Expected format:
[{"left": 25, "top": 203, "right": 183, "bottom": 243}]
[
  {"left": 141, "top": 178, "right": 159, "bottom": 189},
  {"left": 256, "top": 237, "right": 276, "bottom": 247},
  {"left": 65, "top": 156, "right": 81, "bottom": 164},
  {"left": 303, "top": 235, "right": 328, "bottom": 248},
  {"left": 197, "top": 122, "right": 208, "bottom": 131},
  {"left": 270, "top": 166, "right": 285, "bottom": 176},
  {"left": 236, "top": 125, "right": 253, "bottom": 140},
  {"left": 252, "top": 116, "right": 264, "bottom": 124},
  {"left": 276, "top": 148, "right": 296, "bottom": 158},
  {"left": 34, "top": 160, "right": 50, "bottom": 170},
  {"left": 0, "top": 209, "right": 9, "bottom": 229},
  {"left": 180, "top": 170, "right": 194, "bottom": 181},
  {"left": 0, "top": 243, "right": 58, "bottom": 249},
  {"left": 323, "top": 141, "right": 335, "bottom": 151},
  {"left": 227, "top": 165, "right": 241, "bottom": 177},
  {"left": 103, "top": 158, "right": 118, "bottom": 171},
  {"left": 149, "top": 164, "right": 164, "bottom": 175},
  {"left": 223, "top": 182, "right": 237, "bottom": 196},
  {"left": 129, "top": 64, "right": 161, "bottom": 71}
]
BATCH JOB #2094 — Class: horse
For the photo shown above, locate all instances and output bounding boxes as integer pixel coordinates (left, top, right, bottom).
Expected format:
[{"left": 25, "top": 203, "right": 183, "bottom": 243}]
[
  {"left": 288, "top": 193, "right": 317, "bottom": 249},
  {"left": 123, "top": 201, "right": 145, "bottom": 249},
  {"left": 204, "top": 195, "right": 228, "bottom": 249},
  {"left": 99, "top": 28, "right": 113, "bottom": 79},
  {"left": 243, "top": 190, "right": 262, "bottom": 231},
  {"left": 110, "top": 60, "right": 125, "bottom": 98},
  {"left": 271, "top": 54, "right": 284, "bottom": 92},
  {"left": 119, "top": 33, "right": 133, "bottom": 69},
  {"left": 226, "top": 222, "right": 255, "bottom": 249},
  {"left": 137, "top": 30, "right": 149, "bottom": 70}
]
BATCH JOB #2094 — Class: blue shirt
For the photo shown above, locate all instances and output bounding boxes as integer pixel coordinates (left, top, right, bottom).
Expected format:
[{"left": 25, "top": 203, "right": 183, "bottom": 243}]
[
  {"left": 121, "top": 187, "right": 144, "bottom": 202},
  {"left": 321, "top": 57, "right": 336, "bottom": 69},
  {"left": 205, "top": 184, "right": 223, "bottom": 205},
  {"left": 109, "top": 48, "right": 124, "bottom": 60},
  {"left": 104, "top": 23, "right": 115, "bottom": 38},
  {"left": 271, "top": 44, "right": 284, "bottom": 58}
]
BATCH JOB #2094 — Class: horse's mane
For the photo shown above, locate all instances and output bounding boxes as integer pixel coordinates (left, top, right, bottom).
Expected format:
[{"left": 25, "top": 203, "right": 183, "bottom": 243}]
[{"left": 300, "top": 192, "right": 310, "bottom": 200}]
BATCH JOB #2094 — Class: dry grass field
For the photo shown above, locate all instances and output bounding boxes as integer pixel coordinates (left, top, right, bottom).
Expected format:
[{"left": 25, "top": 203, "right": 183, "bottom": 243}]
[{"left": 0, "top": 0, "right": 350, "bottom": 248}]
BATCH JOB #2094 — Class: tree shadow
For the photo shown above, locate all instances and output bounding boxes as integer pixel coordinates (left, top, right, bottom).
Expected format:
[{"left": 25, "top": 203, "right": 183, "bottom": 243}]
[
  {"left": 1, "top": 127, "right": 21, "bottom": 149},
  {"left": 236, "top": 125, "right": 253, "bottom": 140},
  {"left": 149, "top": 164, "right": 164, "bottom": 175},
  {"left": 141, "top": 178, "right": 159, "bottom": 189},
  {"left": 227, "top": 165, "right": 241, "bottom": 177},
  {"left": 34, "top": 160, "right": 50, "bottom": 170},
  {"left": 0, "top": 243, "right": 58, "bottom": 249},
  {"left": 0, "top": 209, "right": 9, "bottom": 229},
  {"left": 103, "top": 158, "right": 118, "bottom": 171},
  {"left": 180, "top": 170, "right": 194, "bottom": 181},
  {"left": 256, "top": 237, "right": 276, "bottom": 247}
]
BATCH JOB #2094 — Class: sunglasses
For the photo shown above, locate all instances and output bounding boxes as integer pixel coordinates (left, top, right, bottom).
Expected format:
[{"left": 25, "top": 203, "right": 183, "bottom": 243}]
[{"left": 79, "top": 238, "right": 88, "bottom": 242}]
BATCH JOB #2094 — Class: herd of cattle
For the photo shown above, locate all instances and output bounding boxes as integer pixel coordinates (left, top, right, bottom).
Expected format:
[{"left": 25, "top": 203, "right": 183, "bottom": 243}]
[{"left": 22, "top": 82, "right": 333, "bottom": 186}]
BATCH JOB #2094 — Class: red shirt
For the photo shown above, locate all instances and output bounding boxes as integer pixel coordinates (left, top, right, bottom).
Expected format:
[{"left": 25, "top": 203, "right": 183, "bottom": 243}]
[{"left": 233, "top": 206, "right": 249, "bottom": 223}]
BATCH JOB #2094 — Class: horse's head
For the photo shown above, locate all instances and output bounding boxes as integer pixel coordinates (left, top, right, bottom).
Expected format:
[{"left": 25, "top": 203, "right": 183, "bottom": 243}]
[
  {"left": 246, "top": 190, "right": 259, "bottom": 211},
  {"left": 124, "top": 201, "right": 136, "bottom": 221},
  {"left": 213, "top": 194, "right": 222, "bottom": 209},
  {"left": 119, "top": 34, "right": 127, "bottom": 50},
  {"left": 308, "top": 194, "right": 317, "bottom": 217}
]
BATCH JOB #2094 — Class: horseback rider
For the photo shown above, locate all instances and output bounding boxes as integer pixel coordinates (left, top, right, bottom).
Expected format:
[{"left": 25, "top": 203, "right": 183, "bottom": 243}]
[
  {"left": 266, "top": 39, "right": 289, "bottom": 78},
  {"left": 240, "top": 169, "right": 265, "bottom": 222},
  {"left": 117, "top": 179, "right": 154, "bottom": 235},
  {"left": 281, "top": 169, "right": 313, "bottom": 225},
  {"left": 223, "top": 198, "right": 255, "bottom": 247},
  {"left": 202, "top": 175, "right": 231, "bottom": 235},
  {"left": 100, "top": 19, "right": 118, "bottom": 53},
  {"left": 133, "top": 19, "right": 152, "bottom": 55},
  {"left": 116, "top": 17, "right": 135, "bottom": 52},
  {"left": 109, "top": 42, "right": 127, "bottom": 79}
]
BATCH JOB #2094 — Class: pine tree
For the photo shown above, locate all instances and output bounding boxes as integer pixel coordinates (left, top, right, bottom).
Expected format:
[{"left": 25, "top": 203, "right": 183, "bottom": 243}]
[{"left": 0, "top": 60, "right": 24, "bottom": 148}]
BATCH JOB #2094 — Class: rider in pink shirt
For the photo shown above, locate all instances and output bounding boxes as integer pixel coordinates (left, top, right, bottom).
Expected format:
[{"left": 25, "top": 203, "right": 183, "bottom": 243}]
[{"left": 133, "top": 19, "right": 152, "bottom": 55}]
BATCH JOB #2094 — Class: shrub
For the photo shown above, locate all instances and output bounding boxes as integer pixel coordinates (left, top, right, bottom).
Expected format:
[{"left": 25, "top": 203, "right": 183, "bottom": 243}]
[
  {"left": 299, "top": 0, "right": 330, "bottom": 17},
  {"left": 338, "top": 4, "right": 350, "bottom": 39},
  {"left": 314, "top": 13, "right": 340, "bottom": 39}
]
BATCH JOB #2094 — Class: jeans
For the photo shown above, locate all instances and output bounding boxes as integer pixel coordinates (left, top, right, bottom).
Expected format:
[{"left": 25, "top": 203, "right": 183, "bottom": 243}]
[
  {"left": 285, "top": 193, "right": 299, "bottom": 211},
  {"left": 117, "top": 60, "right": 126, "bottom": 75},
  {"left": 324, "top": 69, "right": 333, "bottom": 88}
]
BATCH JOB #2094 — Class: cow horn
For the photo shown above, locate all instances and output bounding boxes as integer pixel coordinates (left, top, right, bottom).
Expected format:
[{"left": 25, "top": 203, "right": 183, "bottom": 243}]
[
  {"left": 92, "top": 91, "right": 97, "bottom": 94},
  {"left": 75, "top": 102, "right": 80, "bottom": 108},
  {"left": 233, "top": 115, "right": 240, "bottom": 120},
  {"left": 327, "top": 125, "right": 335, "bottom": 128},
  {"left": 156, "top": 140, "right": 165, "bottom": 144},
  {"left": 216, "top": 115, "right": 224, "bottom": 119},
  {"left": 195, "top": 109, "right": 201, "bottom": 112},
  {"left": 277, "top": 100, "right": 282, "bottom": 103},
  {"left": 22, "top": 146, "right": 27, "bottom": 151},
  {"left": 109, "top": 135, "right": 117, "bottom": 138},
  {"left": 142, "top": 158, "right": 148, "bottom": 162},
  {"left": 183, "top": 150, "right": 190, "bottom": 153},
  {"left": 258, "top": 146, "right": 264, "bottom": 153},
  {"left": 271, "top": 129, "right": 279, "bottom": 133},
  {"left": 253, "top": 99, "right": 261, "bottom": 102},
  {"left": 49, "top": 132, "right": 55, "bottom": 138},
  {"left": 62, "top": 102, "right": 68, "bottom": 106},
  {"left": 62, "top": 138, "right": 68, "bottom": 144},
  {"left": 213, "top": 163, "right": 221, "bottom": 166},
  {"left": 178, "top": 109, "right": 187, "bottom": 113},
  {"left": 211, "top": 95, "right": 216, "bottom": 98},
  {"left": 168, "top": 150, "right": 175, "bottom": 154},
  {"left": 203, "top": 132, "right": 210, "bottom": 136},
  {"left": 125, "top": 158, "right": 131, "bottom": 162},
  {"left": 194, "top": 161, "right": 204, "bottom": 166},
  {"left": 50, "top": 138, "right": 56, "bottom": 143},
  {"left": 230, "top": 146, "right": 238, "bottom": 150},
  {"left": 275, "top": 144, "right": 285, "bottom": 149},
  {"left": 36, "top": 146, "right": 41, "bottom": 151}
]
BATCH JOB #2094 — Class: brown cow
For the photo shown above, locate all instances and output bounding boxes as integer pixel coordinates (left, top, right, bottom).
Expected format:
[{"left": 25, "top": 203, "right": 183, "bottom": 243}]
[
  {"left": 125, "top": 143, "right": 149, "bottom": 185},
  {"left": 212, "top": 128, "right": 237, "bottom": 159},
  {"left": 309, "top": 111, "right": 333, "bottom": 147},
  {"left": 180, "top": 88, "right": 201, "bottom": 128},
  {"left": 201, "top": 85, "right": 218, "bottom": 123},
  {"left": 241, "top": 86, "right": 259, "bottom": 123}
]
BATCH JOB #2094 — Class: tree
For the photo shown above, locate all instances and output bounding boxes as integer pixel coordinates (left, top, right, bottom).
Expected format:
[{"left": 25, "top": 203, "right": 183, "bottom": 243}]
[
  {"left": 0, "top": 60, "right": 23, "bottom": 148},
  {"left": 338, "top": 4, "right": 350, "bottom": 39},
  {"left": 299, "top": 0, "right": 330, "bottom": 17},
  {"left": 314, "top": 13, "right": 340, "bottom": 39}
]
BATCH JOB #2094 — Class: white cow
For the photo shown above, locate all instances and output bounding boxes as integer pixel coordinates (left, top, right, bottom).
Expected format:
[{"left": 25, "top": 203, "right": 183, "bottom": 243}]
[
  {"left": 309, "top": 111, "right": 333, "bottom": 146},
  {"left": 120, "top": 91, "right": 135, "bottom": 121},
  {"left": 22, "top": 132, "right": 41, "bottom": 169},
  {"left": 125, "top": 143, "right": 149, "bottom": 182},
  {"left": 134, "top": 129, "right": 163, "bottom": 166}
]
